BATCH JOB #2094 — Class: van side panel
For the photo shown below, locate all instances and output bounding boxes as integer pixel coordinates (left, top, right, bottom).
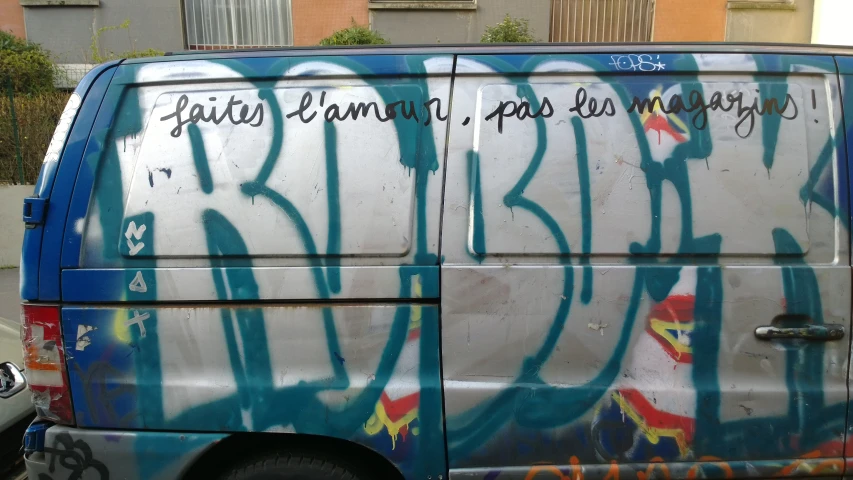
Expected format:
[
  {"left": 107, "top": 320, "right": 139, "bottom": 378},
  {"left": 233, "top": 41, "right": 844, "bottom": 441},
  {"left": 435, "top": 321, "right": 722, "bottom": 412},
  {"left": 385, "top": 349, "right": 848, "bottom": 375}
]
[
  {"left": 834, "top": 54, "right": 853, "bottom": 477},
  {"left": 25, "top": 425, "right": 224, "bottom": 480},
  {"left": 20, "top": 61, "right": 119, "bottom": 301},
  {"left": 441, "top": 53, "right": 850, "bottom": 478},
  {"left": 61, "top": 56, "right": 451, "bottom": 480}
]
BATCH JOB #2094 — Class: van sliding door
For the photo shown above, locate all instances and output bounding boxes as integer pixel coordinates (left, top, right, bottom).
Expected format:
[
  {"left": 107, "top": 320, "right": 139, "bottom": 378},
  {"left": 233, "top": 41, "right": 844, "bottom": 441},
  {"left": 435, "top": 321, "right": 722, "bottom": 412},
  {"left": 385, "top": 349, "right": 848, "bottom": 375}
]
[{"left": 441, "top": 52, "right": 851, "bottom": 479}]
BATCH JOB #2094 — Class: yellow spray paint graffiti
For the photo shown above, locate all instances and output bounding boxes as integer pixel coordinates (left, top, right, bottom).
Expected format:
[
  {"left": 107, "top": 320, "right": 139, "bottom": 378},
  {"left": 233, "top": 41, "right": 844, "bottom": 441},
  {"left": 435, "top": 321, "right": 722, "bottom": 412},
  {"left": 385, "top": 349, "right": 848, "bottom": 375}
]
[{"left": 363, "top": 275, "right": 423, "bottom": 448}]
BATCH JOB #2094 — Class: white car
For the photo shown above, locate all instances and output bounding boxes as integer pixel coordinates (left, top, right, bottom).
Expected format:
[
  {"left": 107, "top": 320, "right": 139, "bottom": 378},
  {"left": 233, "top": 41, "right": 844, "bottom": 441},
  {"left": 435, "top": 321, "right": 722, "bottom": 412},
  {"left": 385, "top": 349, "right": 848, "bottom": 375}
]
[{"left": 0, "top": 315, "right": 34, "bottom": 477}]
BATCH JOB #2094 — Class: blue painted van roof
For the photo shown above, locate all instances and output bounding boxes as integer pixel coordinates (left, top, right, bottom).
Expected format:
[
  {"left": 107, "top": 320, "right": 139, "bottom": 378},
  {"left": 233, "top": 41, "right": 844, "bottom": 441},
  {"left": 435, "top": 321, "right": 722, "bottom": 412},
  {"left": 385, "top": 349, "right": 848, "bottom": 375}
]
[{"left": 119, "top": 42, "right": 853, "bottom": 64}]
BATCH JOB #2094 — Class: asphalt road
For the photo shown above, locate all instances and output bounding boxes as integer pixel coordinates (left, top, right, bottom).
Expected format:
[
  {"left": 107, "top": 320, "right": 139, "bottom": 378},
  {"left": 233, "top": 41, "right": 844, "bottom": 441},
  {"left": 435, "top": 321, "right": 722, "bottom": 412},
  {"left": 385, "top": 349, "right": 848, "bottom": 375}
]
[
  {"left": 0, "top": 268, "right": 25, "bottom": 479},
  {"left": 0, "top": 268, "right": 18, "bottom": 324}
]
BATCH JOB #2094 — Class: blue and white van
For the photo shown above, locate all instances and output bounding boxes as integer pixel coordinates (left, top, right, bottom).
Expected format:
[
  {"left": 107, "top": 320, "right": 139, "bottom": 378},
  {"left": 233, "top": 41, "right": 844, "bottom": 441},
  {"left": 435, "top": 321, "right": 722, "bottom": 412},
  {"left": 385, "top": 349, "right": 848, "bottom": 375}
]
[{"left": 18, "top": 44, "right": 853, "bottom": 480}]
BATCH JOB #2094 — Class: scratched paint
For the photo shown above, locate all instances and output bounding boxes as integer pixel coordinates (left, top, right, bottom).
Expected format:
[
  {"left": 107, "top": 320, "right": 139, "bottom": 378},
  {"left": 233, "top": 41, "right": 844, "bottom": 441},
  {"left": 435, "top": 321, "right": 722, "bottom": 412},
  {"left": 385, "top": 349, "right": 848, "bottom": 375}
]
[{"left": 32, "top": 50, "right": 850, "bottom": 480}]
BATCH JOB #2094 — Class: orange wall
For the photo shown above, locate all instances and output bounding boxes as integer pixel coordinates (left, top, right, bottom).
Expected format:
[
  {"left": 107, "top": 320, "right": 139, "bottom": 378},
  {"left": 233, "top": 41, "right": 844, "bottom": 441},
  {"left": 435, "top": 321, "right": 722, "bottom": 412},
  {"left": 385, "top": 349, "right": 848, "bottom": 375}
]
[
  {"left": 291, "top": 0, "right": 369, "bottom": 46},
  {"left": 0, "top": 0, "right": 25, "bottom": 38},
  {"left": 653, "top": 0, "right": 727, "bottom": 42}
]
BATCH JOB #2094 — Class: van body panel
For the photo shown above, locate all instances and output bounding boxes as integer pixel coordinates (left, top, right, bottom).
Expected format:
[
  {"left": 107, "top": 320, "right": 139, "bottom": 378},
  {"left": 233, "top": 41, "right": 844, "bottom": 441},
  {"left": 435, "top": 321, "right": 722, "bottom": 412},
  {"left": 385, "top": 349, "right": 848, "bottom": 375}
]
[
  {"left": 20, "top": 61, "right": 119, "bottom": 301},
  {"left": 62, "top": 302, "right": 442, "bottom": 478},
  {"left": 21, "top": 46, "right": 853, "bottom": 480},
  {"left": 835, "top": 55, "right": 853, "bottom": 476},
  {"left": 61, "top": 266, "right": 439, "bottom": 302},
  {"left": 63, "top": 303, "right": 440, "bottom": 432},
  {"left": 449, "top": 459, "right": 845, "bottom": 480},
  {"left": 56, "top": 54, "right": 451, "bottom": 479},
  {"left": 62, "top": 55, "right": 451, "bottom": 271},
  {"left": 441, "top": 52, "right": 850, "bottom": 477},
  {"left": 22, "top": 425, "right": 223, "bottom": 480}
]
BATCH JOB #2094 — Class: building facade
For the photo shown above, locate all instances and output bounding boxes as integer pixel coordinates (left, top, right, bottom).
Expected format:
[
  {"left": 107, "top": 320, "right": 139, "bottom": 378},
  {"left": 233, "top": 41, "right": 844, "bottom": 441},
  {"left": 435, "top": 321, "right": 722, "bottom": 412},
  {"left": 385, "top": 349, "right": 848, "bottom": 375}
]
[
  {"left": 370, "top": 0, "right": 551, "bottom": 44},
  {"left": 6, "top": 0, "right": 851, "bottom": 87},
  {"left": 0, "top": 0, "right": 26, "bottom": 38},
  {"left": 16, "top": 0, "right": 369, "bottom": 64}
]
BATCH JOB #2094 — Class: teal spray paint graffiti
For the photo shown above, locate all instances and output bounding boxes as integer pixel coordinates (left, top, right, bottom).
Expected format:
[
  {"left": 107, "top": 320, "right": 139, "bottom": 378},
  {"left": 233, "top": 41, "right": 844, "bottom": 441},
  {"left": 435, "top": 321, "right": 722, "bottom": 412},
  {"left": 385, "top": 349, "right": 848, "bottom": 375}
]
[{"left": 70, "top": 51, "right": 851, "bottom": 479}]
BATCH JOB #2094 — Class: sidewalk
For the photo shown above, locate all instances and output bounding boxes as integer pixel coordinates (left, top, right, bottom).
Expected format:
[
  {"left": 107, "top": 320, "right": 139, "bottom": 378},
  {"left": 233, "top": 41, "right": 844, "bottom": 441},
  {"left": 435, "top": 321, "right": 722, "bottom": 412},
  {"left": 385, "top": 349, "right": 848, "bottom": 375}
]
[{"left": 0, "top": 268, "right": 19, "bottom": 323}]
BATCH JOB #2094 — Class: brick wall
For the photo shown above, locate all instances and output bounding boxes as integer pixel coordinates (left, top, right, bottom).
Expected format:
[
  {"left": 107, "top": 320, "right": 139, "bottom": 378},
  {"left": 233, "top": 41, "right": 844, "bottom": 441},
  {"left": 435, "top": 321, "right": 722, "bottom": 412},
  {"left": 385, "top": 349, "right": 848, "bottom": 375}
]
[
  {"left": 291, "top": 0, "right": 369, "bottom": 46},
  {"left": 653, "top": 0, "right": 727, "bottom": 42},
  {"left": 0, "top": 0, "right": 26, "bottom": 38}
]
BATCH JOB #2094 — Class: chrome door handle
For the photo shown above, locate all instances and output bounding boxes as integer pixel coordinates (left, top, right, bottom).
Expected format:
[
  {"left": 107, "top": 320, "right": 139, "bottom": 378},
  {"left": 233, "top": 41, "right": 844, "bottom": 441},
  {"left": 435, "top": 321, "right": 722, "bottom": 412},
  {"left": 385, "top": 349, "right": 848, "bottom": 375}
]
[
  {"left": 0, "top": 362, "right": 26, "bottom": 398},
  {"left": 755, "top": 324, "right": 845, "bottom": 341}
]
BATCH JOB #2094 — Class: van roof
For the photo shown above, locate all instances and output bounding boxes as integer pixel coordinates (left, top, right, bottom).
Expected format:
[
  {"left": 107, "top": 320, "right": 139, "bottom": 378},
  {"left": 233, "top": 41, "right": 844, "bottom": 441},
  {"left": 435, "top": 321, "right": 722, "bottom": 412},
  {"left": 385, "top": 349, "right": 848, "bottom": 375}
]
[{"left": 139, "top": 42, "right": 853, "bottom": 64}]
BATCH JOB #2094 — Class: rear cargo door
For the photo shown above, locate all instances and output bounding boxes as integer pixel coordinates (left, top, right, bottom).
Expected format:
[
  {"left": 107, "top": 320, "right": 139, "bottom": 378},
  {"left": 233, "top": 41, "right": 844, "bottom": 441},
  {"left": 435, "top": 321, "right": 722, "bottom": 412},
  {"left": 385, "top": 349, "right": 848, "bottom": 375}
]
[
  {"left": 58, "top": 54, "right": 451, "bottom": 480},
  {"left": 19, "top": 61, "right": 119, "bottom": 301}
]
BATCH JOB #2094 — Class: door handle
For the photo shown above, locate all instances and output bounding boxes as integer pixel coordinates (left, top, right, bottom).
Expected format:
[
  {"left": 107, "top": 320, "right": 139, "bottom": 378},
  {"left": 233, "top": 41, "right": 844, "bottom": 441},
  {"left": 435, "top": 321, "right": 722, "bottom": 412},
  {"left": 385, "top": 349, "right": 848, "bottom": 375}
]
[
  {"left": 0, "top": 362, "right": 26, "bottom": 398},
  {"left": 755, "top": 324, "right": 845, "bottom": 341}
]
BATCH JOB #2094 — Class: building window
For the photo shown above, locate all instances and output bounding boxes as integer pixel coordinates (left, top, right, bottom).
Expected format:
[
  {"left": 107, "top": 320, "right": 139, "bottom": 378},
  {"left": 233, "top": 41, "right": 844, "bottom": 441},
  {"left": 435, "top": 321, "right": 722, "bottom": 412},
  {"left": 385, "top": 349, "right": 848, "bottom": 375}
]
[
  {"left": 550, "top": 0, "right": 655, "bottom": 43},
  {"left": 184, "top": 0, "right": 293, "bottom": 50}
]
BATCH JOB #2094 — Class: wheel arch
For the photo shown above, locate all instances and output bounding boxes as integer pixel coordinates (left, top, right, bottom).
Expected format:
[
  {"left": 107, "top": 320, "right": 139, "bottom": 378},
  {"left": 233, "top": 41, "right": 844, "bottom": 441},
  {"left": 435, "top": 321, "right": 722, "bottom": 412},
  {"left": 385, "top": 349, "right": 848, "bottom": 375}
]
[{"left": 180, "top": 432, "right": 405, "bottom": 480}]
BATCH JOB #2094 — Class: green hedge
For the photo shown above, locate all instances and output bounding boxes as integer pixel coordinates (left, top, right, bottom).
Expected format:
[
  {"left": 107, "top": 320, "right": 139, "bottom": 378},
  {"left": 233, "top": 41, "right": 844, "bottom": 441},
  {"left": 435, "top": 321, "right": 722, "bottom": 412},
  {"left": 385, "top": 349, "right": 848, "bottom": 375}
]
[
  {"left": 0, "top": 31, "right": 61, "bottom": 95},
  {"left": 0, "top": 92, "right": 70, "bottom": 184}
]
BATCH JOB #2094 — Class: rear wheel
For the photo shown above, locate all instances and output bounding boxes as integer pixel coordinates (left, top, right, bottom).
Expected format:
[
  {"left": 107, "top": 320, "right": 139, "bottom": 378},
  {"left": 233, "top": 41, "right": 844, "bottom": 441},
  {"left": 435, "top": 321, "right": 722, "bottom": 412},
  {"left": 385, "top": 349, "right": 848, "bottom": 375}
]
[{"left": 220, "top": 450, "right": 370, "bottom": 480}]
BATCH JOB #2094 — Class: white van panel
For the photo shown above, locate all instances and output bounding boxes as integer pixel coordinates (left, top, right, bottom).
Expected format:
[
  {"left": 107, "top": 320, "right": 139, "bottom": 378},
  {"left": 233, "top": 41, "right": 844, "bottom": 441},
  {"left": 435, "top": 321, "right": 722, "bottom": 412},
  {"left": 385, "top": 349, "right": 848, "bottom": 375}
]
[
  {"left": 123, "top": 86, "right": 417, "bottom": 258},
  {"left": 470, "top": 81, "right": 811, "bottom": 256},
  {"left": 79, "top": 59, "right": 451, "bottom": 269}
]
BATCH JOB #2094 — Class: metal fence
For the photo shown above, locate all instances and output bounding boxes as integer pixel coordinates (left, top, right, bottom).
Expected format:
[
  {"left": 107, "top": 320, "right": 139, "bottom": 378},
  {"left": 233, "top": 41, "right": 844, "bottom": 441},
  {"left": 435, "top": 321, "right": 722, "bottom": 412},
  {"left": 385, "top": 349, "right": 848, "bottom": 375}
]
[
  {"left": 3, "top": 77, "right": 24, "bottom": 184},
  {"left": 56, "top": 64, "right": 96, "bottom": 90},
  {"left": 1, "top": 77, "right": 70, "bottom": 185},
  {"left": 550, "top": 0, "right": 656, "bottom": 43}
]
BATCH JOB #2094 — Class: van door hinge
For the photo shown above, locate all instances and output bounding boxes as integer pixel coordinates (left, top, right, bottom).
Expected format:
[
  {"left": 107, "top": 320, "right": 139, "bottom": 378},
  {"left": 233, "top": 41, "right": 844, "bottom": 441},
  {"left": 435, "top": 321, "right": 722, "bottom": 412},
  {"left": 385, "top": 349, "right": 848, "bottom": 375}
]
[{"left": 23, "top": 196, "right": 48, "bottom": 228}]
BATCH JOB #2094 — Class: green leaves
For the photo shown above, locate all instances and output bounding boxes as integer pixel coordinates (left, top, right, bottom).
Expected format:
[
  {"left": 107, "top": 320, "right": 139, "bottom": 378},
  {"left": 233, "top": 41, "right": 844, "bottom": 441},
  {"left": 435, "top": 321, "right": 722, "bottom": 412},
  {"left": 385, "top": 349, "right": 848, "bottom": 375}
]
[
  {"left": 319, "top": 21, "right": 390, "bottom": 46},
  {"left": 0, "top": 31, "right": 59, "bottom": 95},
  {"left": 480, "top": 14, "right": 537, "bottom": 43},
  {"left": 89, "top": 20, "right": 164, "bottom": 63}
]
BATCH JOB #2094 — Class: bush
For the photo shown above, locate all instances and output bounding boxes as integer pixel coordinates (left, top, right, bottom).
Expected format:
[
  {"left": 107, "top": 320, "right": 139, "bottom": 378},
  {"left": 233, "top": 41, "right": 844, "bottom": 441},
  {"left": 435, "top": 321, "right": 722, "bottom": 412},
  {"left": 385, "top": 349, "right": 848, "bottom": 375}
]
[
  {"left": 481, "top": 14, "right": 537, "bottom": 43},
  {"left": 0, "top": 31, "right": 60, "bottom": 95},
  {"left": 320, "top": 21, "right": 390, "bottom": 46},
  {"left": 0, "top": 92, "right": 70, "bottom": 184},
  {"left": 90, "top": 20, "right": 164, "bottom": 63}
]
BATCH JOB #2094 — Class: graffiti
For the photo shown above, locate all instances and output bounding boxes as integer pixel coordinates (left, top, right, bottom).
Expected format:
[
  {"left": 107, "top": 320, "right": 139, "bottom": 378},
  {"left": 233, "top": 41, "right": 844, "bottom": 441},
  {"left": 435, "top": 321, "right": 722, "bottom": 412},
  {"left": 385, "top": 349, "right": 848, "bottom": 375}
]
[
  {"left": 123, "top": 221, "right": 145, "bottom": 256},
  {"left": 41, "top": 432, "right": 109, "bottom": 480},
  {"left": 52, "top": 51, "right": 849, "bottom": 480},
  {"left": 610, "top": 54, "right": 666, "bottom": 72},
  {"left": 322, "top": 98, "right": 419, "bottom": 123},
  {"left": 160, "top": 90, "right": 452, "bottom": 137},
  {"left": 591, "top": 278, "right": 697, "bottom": 462},
  {"left": 481, "top": 85, "right": 797, "bottom": 137},
  {"left": 124, "top": 311, "right": 149, "bottom": 338},
  {"left": 638, "top": 88, "right": 689, "bottom": 146},
  {"left": 627, "top": 88, "right": 799, "bottom": 138},
  {"left": 72, "top": 360, "right": 136, "bottom": 427},
  {"left": 146, "top": 167, "right": 172, "bottom": 188},
  {"left": 364, "top": 392, "right": 420, "bottom": 449},
  {"left": 484, "top": 97, "right": 555, "bottom": 133},
  {"left": 569, "top": 87, "right": 617, "bottom": 119},
  {"left": 442, "top": 51, "right": 846, "bottom": 476},
  {"left": 159, "top": 93, "right": 264, "bottom": 137},
  {"left": 74, "top": 325, "right": 96, "bottom": 352},
  {"left": 127, "top": 272, "right": 146, "bottom": 293},
  {"left": 645, "top": 296, "right": 693, "bottom": 364},
  {"left": 485, "top": 450, "right": 843, "bottom": 480},
  {"left": 364, "top": 304, "right": 423, "bottom": 450}
]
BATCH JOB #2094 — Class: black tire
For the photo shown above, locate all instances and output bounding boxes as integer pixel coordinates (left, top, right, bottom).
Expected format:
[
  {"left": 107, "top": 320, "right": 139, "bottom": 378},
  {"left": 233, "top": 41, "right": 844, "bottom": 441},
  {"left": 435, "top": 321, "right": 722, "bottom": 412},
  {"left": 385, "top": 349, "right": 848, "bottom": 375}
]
[{"left": 220, "top": 450, "right": 371, "bottom": 480}]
